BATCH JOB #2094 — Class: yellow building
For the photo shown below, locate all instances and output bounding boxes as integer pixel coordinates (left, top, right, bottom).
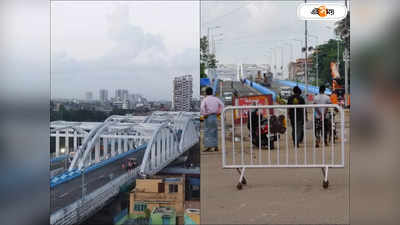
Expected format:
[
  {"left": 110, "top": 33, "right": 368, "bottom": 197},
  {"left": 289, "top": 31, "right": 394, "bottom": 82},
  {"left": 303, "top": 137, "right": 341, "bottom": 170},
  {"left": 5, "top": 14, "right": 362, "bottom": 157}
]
[{"left": 130, "top": 176, "right": 185, "bottom": 220}]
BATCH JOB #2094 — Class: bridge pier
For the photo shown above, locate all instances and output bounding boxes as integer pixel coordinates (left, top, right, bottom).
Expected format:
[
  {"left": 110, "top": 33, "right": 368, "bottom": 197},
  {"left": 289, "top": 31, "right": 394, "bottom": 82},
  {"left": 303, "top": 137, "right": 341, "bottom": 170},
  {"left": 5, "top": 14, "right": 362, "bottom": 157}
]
[
  {"left": 55, "top": 130, "right": 60, "bottom": 157},
  {"left": 95, "top": 141, "right": 100, "bottom": 163},
  {"left": 111, "top": 139, "right": 116, "bottom": 157},
  {"left": 118, "top": 138, "right": 122, "bottom": 155},
  {"left": 104, "top": 138, "right": 109, "bottom": 159},
  {"left": 74, "top": 131, "right": 78, "bottom": 152},
  {"left": 124, "top": 137, "right": 128, "bottom": 153},
  {"left": 65, "top": 129, "right": 69, "bottom": 155}
]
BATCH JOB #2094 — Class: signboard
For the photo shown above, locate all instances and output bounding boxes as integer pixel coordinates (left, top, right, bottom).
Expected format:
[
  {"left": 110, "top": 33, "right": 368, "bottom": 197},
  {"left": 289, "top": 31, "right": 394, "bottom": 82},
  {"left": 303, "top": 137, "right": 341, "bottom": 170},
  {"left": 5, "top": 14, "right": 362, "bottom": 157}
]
[{"left": 233, "top": 94, "right": 274, "bottom": 124}]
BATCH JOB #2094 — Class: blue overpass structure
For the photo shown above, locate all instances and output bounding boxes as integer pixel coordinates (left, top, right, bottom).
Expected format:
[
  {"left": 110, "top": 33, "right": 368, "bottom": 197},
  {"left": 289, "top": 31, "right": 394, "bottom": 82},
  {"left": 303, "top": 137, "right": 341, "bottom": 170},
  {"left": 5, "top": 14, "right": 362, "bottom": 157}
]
[
  {"left": 276, "top": 80, "right": 332, "bottom": 95},
  {"left": 243, "top": 79, "right": 277, "bottom": 101}
]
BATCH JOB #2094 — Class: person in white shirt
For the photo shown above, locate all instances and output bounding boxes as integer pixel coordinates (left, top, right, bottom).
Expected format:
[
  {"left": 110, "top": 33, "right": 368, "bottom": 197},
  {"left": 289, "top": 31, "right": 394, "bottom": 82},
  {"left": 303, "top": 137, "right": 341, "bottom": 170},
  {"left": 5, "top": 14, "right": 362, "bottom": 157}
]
[{"left": 313, "top": 85, "right": 332, "bottom": 147}]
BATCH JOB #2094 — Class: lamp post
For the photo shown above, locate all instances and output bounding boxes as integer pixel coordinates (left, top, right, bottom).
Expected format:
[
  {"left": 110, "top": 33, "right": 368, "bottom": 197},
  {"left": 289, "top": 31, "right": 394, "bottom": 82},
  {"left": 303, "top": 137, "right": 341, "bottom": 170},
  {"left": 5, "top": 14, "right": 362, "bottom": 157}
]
[
  {"left": 265, "top": 51, "right": 273, "bottom": 72},
  {"left": 207, "top": 26, "right": 220, "bottom": 55},
  {"left": 308, "top": 34, "right": 319, "bottom": 87},
  {"left": 207, "top": 26, "right": 220, "bottom": 81},
  {"left": 304, "top": 0, "right": 309, "bottom": 101},
  {"left": 269, "top": 48, "right": 277, "bottom": 77},
  {"left": 291, "top": 39, "right": 303, "bottom": 82}
]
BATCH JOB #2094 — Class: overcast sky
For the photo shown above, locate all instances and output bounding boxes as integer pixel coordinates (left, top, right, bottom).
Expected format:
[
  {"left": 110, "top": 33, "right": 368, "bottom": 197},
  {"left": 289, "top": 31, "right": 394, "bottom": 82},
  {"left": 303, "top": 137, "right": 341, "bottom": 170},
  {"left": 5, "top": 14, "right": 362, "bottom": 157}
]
[
  {"left": 51, "top": 1, "right": 199, "bottom": 101},
  {"left": 201, "top": 1, "right": 346, "bottom": 67}
]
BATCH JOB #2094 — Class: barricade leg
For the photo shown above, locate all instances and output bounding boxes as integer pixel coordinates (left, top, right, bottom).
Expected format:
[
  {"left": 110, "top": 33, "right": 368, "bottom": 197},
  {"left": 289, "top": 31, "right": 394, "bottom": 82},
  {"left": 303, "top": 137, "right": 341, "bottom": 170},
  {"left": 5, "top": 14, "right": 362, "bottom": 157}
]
[
  {"left": 236, "top": 167, "right": 247, "bottom": 190},
  {"left": 321, "top": 166, "right": 329, "bottom": 189}
]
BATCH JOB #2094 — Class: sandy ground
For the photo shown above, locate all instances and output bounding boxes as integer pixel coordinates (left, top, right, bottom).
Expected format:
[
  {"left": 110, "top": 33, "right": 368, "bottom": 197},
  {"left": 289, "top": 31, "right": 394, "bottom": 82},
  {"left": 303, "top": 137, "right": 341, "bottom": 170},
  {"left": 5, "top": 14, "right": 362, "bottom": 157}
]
[{"left": 200, "top": 110, "right": 350, "bottom": 224}]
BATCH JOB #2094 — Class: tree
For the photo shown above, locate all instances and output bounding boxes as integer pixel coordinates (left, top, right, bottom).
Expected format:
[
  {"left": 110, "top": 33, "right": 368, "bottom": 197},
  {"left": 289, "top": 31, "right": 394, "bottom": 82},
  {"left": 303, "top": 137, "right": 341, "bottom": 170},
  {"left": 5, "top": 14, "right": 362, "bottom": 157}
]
[
  {"left": 200, "top": 35, "right": 218, "bottom": 78},
  {"left": 309, "top": 39, "right": 345, "bottom": 88},
  {"left": 144, "top": 208, "right": 151, "bottom": 219}
]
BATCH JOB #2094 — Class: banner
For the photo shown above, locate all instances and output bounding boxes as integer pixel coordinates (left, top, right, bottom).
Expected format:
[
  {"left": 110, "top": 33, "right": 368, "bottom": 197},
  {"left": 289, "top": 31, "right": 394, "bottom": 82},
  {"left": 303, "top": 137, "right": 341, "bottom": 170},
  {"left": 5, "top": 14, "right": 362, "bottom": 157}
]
[{"left": 233, "top": 94, "right": 274, "bottom": 124}]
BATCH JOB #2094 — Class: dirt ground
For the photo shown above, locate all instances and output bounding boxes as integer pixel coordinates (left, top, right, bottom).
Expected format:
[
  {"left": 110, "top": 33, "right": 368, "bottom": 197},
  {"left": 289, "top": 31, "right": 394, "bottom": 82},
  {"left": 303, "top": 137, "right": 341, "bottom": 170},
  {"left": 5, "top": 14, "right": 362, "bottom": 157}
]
[{"left": 200, "top": 110, "right": 350, "bottom": 224}]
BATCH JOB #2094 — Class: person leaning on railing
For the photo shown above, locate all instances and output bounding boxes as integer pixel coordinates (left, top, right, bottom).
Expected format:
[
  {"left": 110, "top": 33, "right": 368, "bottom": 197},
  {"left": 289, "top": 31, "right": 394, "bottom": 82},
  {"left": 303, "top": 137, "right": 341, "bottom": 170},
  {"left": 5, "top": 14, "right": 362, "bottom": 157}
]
[{"left": 200, "top": 87, "right": 224, "bottom": 152}]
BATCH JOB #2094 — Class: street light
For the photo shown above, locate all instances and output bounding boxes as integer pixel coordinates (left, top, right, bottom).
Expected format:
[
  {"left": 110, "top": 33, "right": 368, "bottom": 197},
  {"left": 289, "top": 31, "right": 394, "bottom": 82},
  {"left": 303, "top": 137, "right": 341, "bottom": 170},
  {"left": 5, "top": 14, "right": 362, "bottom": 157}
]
[
  {"left": 269, "top": 48, "right": 278, "bottom": 76},
  {"left": 265, "top": 51, "right": 273, "bottom": 73},
  {"left": 291, "top": 39, "right": 304, "bottom": 82},
  {"left": 207, "top": 26, "right": 221, "bottom": 54},
  {"left": 277, "top": 44, "right": 285, "bottom": 76},
  {"left": 308, "top": 34, "right": 319, "bottom": 87},
  {"left": 265, "top": 50, "right": 273, "bottom": 66}
]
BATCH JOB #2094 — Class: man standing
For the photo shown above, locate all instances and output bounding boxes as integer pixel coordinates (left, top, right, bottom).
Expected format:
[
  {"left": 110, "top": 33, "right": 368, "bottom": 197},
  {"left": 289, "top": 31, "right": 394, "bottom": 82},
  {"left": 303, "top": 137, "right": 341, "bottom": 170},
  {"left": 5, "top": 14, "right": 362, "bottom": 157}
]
[
  {"left": 200, "top": 87, "right": 224, "bottom": 152},
  {"left": 287, "top": 86, "right": 306, "bottom": 148},
  {"left": 314, "top": 85, "right": 332, "bottom": 147}
]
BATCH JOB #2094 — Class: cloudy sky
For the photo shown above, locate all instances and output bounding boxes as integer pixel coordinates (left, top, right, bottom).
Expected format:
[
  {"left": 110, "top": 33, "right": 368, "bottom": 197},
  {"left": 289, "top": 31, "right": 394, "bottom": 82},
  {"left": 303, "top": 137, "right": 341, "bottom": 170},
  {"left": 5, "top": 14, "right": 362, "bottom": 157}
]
[
  {"left": 201, "top": 1, "right": 346, "bottom": 66},
  {"left": 51, "top": 1, "right": 199, "bottom": 101}
]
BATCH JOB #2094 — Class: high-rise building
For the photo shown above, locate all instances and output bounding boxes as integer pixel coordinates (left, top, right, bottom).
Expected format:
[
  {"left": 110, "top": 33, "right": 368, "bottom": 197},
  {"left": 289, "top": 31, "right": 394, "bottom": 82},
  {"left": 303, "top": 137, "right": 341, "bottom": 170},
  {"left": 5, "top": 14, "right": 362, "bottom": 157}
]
[
  {"left": 99, "top": 89, "right": 108, "bottom": 102},
  {"left": 173, "top": 75, "right": 193, "bottom": 112},
  {"left": 115, "top": 89, "right": 129, "bottom": 101},
  {"left": 122, "top": 90, "right": 129, "bottom": 101},
  {"left": 85, "top": 91, "right": 93, "bottom": 101}
]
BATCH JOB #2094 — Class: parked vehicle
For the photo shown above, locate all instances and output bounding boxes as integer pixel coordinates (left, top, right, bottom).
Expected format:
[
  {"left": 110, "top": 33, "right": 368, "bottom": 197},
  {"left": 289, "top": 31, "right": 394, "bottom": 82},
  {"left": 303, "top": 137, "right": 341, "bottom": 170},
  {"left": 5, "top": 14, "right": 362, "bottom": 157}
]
[
  {"left": 279, "top": 86, "right": 292, "bottom": 99},
  {"left": 121, "top": 157, "right": 138, "bottom": 171}
]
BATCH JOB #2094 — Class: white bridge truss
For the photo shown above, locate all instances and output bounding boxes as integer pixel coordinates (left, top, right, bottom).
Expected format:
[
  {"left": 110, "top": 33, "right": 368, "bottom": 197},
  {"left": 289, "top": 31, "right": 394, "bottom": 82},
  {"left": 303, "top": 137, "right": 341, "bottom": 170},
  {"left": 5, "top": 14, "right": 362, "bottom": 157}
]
[
  {"left": 50, "top": 112, "right": 199, "bottom": 176},
  {"left": 50, "top": 112, "right": 199, "bottom": 225}
]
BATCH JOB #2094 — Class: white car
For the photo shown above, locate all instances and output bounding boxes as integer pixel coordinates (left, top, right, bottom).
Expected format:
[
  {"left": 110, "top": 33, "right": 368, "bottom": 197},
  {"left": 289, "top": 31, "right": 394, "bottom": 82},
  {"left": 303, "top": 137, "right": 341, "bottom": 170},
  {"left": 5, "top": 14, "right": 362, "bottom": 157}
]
[{"left": 223, "top": 92, "right": 233, "bottom": 104}]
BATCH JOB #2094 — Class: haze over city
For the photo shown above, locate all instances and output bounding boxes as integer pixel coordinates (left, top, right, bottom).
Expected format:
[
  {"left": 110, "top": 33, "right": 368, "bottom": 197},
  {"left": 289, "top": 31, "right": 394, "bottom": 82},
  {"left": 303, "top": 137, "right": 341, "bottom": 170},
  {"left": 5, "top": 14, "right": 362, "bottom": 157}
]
[{"left": 51, "top": 1, "right": 200, "bottom": 101}]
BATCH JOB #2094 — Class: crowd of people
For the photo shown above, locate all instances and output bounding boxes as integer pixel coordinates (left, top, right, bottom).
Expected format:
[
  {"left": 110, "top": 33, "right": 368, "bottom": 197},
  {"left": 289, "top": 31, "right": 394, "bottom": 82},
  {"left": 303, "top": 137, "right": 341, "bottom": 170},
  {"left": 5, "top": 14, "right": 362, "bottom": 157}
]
[{"left": 200, "top": 83, "right": 339, "bottom": 152}]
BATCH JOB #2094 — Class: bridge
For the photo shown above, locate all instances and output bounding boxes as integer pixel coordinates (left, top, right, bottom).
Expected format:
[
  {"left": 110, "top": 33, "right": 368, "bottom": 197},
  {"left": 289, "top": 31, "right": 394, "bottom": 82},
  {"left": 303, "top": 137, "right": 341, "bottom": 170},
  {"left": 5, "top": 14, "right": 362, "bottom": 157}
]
[{"left": 50, "top": 111, "right": 199, "bottom": 225}]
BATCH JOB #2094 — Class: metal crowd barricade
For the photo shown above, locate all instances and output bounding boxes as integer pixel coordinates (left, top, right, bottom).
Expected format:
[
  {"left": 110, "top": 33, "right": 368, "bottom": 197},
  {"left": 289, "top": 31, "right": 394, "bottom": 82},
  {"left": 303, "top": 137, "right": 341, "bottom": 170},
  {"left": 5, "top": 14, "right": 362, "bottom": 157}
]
[{"left": 221, "top": 104, "right": 345, "bottom": 190}]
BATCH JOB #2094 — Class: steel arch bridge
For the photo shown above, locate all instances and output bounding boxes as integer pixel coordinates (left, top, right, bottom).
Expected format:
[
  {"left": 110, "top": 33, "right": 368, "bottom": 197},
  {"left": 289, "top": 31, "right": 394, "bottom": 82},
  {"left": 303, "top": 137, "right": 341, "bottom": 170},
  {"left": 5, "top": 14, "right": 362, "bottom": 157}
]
[
  {"left": 50, "top": 111, "right": 199, "bottom": 225},
  {"left": 50, "top": 112, "right": 198, "bottom": 173}
]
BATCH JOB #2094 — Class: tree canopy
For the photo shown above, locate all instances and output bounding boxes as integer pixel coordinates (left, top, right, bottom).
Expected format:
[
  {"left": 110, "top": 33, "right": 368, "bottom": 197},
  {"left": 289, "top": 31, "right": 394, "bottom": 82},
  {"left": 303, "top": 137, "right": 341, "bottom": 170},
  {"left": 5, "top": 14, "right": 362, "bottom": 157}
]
[{"left": 200, "top": 35, "right": 218, "bottom": 78}]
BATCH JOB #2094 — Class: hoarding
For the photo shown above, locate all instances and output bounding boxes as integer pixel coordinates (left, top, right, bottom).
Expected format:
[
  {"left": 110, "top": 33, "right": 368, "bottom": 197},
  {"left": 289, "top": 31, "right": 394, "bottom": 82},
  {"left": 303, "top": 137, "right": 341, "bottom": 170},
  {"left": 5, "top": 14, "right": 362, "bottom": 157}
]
[{"left": 233, "top": 94, "right": 274, "bottom": 124}]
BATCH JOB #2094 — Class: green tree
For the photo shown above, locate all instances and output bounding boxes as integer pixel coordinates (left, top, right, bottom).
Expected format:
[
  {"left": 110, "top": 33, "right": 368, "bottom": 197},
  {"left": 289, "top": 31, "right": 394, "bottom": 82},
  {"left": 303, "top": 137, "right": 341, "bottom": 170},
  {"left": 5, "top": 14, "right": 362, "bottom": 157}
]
[
  {"left": 144, "top": 208, "right": 151, "bottom": 219},
  {"left": 309, "top": 39, "right": 345, "bottom": 88},
  {"left": 200, "top": 35, "right": 218, "bottom": 78}
]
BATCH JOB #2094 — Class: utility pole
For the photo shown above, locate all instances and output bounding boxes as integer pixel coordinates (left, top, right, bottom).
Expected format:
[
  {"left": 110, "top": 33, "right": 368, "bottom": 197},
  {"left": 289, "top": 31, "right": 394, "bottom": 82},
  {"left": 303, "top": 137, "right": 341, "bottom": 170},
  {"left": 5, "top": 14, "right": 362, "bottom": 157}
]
[
  {"left": 316, "top": 48, "right": 319, "bottom": 87},
  {"left": 337, "top": 36, "right": 340, "bottom": 71},
  {"left": 344, "top": 48, "right": 349, "bottom": 107},
  {"left": 304, "top": 0, "right": 308, "bottom": 100},
  {"left": 269, "top": 48, "right": 277, "bottom": 78},
  {"left": 309, "top": 35, "right": 319, "bottom": 87},
  {"left": 344, "top": 1, "right": 349, "bottom": 107}
]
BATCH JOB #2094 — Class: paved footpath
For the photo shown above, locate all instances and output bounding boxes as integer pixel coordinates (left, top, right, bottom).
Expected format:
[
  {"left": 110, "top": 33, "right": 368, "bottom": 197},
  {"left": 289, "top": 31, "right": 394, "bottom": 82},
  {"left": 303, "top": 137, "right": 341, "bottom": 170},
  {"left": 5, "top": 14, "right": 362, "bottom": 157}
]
[{"left": 200, "top": 119, "right": 350, "bottom": 224}]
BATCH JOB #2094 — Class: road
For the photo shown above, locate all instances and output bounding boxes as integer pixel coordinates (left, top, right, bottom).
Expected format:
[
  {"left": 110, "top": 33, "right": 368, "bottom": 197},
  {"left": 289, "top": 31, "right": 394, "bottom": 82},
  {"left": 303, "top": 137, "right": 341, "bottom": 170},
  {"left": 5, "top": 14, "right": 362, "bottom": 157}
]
[
  {"left": 219, "top": 80, "right": 262, "bottom": 105},
  {"left": 50, "top": 149, "right": 145, "bottom": 213},
  {"left": 51, "top": 142, "right": 200, "bottom": 214}
]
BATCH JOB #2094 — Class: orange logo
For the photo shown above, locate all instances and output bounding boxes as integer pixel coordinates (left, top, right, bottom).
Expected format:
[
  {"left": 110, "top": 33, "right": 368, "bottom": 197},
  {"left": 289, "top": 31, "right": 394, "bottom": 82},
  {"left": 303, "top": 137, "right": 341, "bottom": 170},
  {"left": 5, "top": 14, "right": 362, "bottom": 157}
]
[
  {"left": 310, "top": 5, "right": 334, "bottom": 17},
  {"left": 318, "top": 6, "right": 327, "bottom": 17}
]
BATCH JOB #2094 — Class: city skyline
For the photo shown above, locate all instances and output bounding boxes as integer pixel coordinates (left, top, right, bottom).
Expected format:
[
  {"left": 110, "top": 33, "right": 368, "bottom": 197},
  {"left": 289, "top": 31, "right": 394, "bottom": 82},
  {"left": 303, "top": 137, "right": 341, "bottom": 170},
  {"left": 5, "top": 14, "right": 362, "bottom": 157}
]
[{"left": 51, "top": 1, "right": 200, "bottom": 101}]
